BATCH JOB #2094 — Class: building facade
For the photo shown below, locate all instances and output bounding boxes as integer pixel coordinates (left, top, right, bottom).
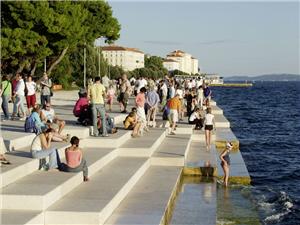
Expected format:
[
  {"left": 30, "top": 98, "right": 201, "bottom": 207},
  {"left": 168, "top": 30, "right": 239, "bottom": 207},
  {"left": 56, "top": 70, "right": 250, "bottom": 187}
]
[
  {"left": 164, "top": 50, "right": 198, "bottom": 74},
  {"left": 101, "top": 45, "right": 144, "bottom": 71},
  {"left": 163, "top": 59, "right": 179, "bottom": 71}
]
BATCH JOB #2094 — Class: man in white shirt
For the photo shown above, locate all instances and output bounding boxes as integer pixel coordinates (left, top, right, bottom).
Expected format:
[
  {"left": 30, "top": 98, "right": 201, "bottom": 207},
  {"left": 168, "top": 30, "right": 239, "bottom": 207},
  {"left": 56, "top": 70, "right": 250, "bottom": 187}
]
[
  {"left": 12, "top": 73, "right": 26, "bottom": 120},
  {"left": 41, "top": 103, "right": 65, "bottom": 134},
  {"left": 25, "top": 75, "right": 37, "bottom": 112}
]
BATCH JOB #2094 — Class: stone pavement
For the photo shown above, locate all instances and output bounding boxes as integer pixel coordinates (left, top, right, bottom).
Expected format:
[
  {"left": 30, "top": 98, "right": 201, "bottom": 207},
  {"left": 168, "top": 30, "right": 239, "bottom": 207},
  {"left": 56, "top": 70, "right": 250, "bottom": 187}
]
[{"left": 0, "top": 90, "right": 250, "bottom": 225}]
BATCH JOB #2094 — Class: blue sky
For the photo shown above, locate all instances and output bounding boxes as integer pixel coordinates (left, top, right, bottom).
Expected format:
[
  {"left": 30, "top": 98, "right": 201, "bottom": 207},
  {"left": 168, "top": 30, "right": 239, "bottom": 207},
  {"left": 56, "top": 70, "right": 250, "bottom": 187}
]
[{"left": 104, "top": 1, "right": 299, "bottom": 76}]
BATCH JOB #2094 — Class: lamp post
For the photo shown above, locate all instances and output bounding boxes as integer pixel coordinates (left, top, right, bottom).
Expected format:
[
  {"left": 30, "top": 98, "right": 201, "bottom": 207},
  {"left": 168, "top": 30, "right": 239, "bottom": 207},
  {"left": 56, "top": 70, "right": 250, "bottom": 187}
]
[
  {"left": 98, "top": 47, "right": 101, "bottom": 77},
  {"left": 84, "top": 44, "right": 86, "bottom": 88},
  {"left": 44, "top": 58, "right": 47, "bottom": 73}
]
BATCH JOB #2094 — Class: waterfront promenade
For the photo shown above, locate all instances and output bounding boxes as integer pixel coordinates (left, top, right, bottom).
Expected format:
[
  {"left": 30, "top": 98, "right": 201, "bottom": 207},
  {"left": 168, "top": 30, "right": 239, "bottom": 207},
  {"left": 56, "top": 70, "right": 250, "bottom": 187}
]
[{"left": 0, "top": 90, "right": 250, "bottom": 225}]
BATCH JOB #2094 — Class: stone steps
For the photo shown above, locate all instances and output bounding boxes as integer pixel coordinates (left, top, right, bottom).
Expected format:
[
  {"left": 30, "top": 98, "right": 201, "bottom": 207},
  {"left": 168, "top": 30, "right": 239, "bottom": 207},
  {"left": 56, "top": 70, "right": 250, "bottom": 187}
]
[
  {"left": 105, "top": 166, "right": 182, "bottom": 225},
  {"left": 214, "top": 114, "right": 230, "bottom": 128},
  {"left": 0, "top": 91, "right": 251, "bottom": 224},
  {"left": 1, "top": 147, "right": 117, "bottom": 211},
  {"left": 118, "top": 128, "right": 167, "bottom": 157},
  {"left": 0, "top": 209, "right": 44, "bottom": 225},
  {"left": 210, "top": 105, "right": 223, "bottom": 115},
  {"left": 151, "top": 134, "right": 192, "bottom": 166},
  {"left": 215, "top": 127, "right": 239, "bottom": 150},
  {"left": 81, "top": 128, "right": 132, "bottom": 148},
  {"left": 170, "top": 177, "right": 217, "bottom": 225},
  {"left": 184, "top": 141, "right": 218, "bottom": 176},
  {"left": 45, "top": 157, "right": 149, "bottom": 225},
  {"left": 0, "top": 142, "right": 69, "bottom": 189},
  {"left": 191, "top": 129, "right": 216, "bottom": 141}
]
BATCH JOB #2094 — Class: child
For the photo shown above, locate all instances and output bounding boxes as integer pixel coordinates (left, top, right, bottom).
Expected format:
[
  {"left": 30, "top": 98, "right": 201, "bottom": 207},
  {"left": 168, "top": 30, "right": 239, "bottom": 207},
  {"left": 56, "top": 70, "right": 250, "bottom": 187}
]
[
  {"left": 107, "top": 85, "right": 115, "bottom": 112},
  {"left": 220, "top": 142, "right": 233, "bottom": 187},
  {"left": 124, "top": 110, "right": 141, "bottom": 138}
]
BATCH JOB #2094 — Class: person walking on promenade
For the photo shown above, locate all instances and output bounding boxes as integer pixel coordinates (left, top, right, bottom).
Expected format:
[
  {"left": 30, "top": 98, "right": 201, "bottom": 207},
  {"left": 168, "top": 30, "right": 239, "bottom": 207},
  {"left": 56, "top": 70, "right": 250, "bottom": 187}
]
[
  {"left": 146, "top": 85, "right": 160, "bottom": 128},
  {"left": 168, "top": 94, "right": 181, "bottom": 135},
  {"left": 159, "top": 80, "right": 168, "bottom": 110},
  {"left": 106, "top": 84, "right": 115, "bottom": 112},
  {"left": 175, "top": 84, "right": 184, "bottom": 121},
  {"left": 197, "top": 85, "right": 204, "bottom": 107},
  {"left": 204, "top": 107, "right": 216, "bottom": 151},
  {"left": 88, "top": 76, "right": 108, "bottom": 137},
  {"left": 40, "top": 72, "right": 52, "bottom": 105},
  {"left": 118, "top": 74, "right": 131, "bottom": 113},
  {"left": 135, "top": 87, "right": 148, "bottom": 133},
  {"left": 1, "top": 75, "right": 12, "bottom": 120},
  {"left": 61, "top": 136, "right": 89, "bottom": 182},
  {"left": 12, "top": 73, "right": 27, "bottom": 120},
  {"left": 220, "top": 142, "right": 233, "bottom": 187},
  {"left": 31, "top": 127, "right": 60, "bottom": 171},
  {"left": 25, "top": 75, "right": 37, "bottom": 113},
  {"left": 203, "top": 83, "right": 212, "bottom": 106}
]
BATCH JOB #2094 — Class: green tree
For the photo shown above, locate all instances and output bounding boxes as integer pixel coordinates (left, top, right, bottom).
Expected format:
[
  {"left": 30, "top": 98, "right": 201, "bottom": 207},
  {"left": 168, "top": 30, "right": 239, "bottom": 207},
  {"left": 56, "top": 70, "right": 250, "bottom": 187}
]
[{"left": 1, "top": 1, "right": 120, "bottom": 80}]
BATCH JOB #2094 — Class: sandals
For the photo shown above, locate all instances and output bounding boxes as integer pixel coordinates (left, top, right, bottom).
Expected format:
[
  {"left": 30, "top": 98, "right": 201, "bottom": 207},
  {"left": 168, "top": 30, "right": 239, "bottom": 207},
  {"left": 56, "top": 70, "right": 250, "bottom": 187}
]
[{"left": 0, "top": 157, "right": 11, "bottom": 165}]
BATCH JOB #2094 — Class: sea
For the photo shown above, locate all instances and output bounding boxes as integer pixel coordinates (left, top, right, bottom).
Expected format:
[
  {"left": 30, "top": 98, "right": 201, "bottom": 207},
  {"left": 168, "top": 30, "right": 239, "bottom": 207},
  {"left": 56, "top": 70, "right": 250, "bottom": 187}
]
[{"left": 212, "top": 81, "right": 300, "bottom": 225}]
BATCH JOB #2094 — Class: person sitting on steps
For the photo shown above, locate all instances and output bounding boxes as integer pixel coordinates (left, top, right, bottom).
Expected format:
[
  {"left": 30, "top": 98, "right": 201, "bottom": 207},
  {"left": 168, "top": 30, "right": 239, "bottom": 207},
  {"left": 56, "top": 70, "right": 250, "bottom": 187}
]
[
  {"left": 60, "top": 136, "right": 89, "bottom": 182},
  {"left": 30, "top": 127, "right": 60, "bottom": 171},
  {"left": 124, "top": 110, "right": 141, "bottom": 138}
]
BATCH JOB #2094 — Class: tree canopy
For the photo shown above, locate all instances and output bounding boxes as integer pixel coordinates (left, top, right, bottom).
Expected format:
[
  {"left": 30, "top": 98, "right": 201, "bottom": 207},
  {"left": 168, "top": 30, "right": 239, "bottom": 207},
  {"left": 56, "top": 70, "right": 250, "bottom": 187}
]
[{"left": 1, "top": 1, "right": 120, "bottom": 81}]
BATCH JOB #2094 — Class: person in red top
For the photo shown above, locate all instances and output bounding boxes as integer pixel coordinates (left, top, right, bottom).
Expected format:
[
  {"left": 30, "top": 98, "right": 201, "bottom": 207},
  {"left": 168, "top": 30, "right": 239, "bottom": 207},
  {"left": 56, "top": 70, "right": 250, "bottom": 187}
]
[
  {"left": 61, "top": 136, "right": 89, "bottom": 182},
  {"left": 73, "top": 89, "right": 90, "bottom": 124},
  {"left": 135, "top": 87, "right": 148, "bottom": 134}
]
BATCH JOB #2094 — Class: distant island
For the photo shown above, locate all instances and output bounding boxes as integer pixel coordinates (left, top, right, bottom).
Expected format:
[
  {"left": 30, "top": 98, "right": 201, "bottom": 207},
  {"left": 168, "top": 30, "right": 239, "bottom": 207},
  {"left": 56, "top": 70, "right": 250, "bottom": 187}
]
[{"left": 224, "top": 74, "right": 300, "bottom": 82}]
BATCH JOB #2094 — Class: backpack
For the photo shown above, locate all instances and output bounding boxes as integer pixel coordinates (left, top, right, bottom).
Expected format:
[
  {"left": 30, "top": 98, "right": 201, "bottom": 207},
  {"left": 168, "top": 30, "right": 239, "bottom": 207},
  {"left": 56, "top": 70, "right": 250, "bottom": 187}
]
[{"left": 24, "top": 115, "right": 38, "bottom": 134}]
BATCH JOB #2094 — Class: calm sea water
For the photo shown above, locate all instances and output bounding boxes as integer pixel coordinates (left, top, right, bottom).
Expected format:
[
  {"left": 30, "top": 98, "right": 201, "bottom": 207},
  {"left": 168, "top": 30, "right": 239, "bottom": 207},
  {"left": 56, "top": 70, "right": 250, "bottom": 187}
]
[{"left": 212, "top": 82, "right": 300, "bottom": 225}]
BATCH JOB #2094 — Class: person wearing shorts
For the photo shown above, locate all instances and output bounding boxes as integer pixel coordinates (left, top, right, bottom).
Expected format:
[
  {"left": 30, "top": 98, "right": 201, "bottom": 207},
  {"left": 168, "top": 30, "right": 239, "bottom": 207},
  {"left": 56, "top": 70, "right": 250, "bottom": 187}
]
[
  {"left": 168, "top": 94, "right": 181, "bottom": 135},
  {"left": 204, "top": 107, "right": 216, "bottom": 151}
]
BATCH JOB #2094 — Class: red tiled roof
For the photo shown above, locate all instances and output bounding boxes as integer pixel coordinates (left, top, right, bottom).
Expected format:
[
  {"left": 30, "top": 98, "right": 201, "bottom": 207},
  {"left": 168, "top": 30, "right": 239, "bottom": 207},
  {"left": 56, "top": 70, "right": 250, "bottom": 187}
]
[
  {"left": 167, "top": 54, "right": 183, "bottom": 58},
  {"left": 163, "top": 59, "right": 178, "bottom": 63}
]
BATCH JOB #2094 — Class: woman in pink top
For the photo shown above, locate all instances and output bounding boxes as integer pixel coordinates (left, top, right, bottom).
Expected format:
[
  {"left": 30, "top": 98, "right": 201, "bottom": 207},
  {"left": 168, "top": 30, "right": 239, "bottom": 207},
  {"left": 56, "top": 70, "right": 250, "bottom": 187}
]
[
  {"left": 73, "top": 89, "right": 89, "bottom": 124},
  {"left": 62, "top": 136, "right": 89, "bottom": 181}
]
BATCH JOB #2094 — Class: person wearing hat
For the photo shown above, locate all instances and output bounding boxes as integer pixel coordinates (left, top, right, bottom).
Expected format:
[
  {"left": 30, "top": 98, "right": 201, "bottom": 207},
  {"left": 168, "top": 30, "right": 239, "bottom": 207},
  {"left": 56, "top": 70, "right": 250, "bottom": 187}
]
[
  {"left": 220, "top": 142, "right": 233, "bottom": 187},
  {"left": 73, "top": 88, "right": 89, "bottom": 124}
]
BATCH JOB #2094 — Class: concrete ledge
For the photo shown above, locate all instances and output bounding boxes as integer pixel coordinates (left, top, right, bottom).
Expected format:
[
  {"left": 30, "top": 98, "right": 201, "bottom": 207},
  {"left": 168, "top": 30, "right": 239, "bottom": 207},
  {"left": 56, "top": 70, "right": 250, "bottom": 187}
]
[
  {"left": 3, "top": 133, "right": 36, "bottom": 152},
  {"left": 183, "top": 167, "right": 217, "bottom": 177},
  {"left": 81, "top": 129, "right": 132, "bottom": 148},
  {"left": 210, "top": 105, "right": 223, "bottom": 115},
  {"left": 215, "top": 128, "right": 239, "bottom": 150},
  {"left": 151, "top": 134, "right": 192, "bottom": 167},
  {"left": 105, "top": 166, "right": 182, "bottom": 225},
  {"left": 0, "top": 209, "right": 44, "bottom": 225},
  {"left": 214, "top": 114, "right": 230, "bottom": 128},
  {"left": 45, "top": 158, "right": 150, "bottom": 225},
  {"left": 191, "top": 130, "right": 216, "bottom": 142},
  {"left": 63, "top": 126, "right": 90, "bottom": 139},
  {"left": 1, "top": 148, "right": 117, "bottom": 210},
  {"left": 0, "top": 142, "right": 69, "bottom": 189},
  {"left": 118, "top": 128, "right": 167, "bottom": 157}
]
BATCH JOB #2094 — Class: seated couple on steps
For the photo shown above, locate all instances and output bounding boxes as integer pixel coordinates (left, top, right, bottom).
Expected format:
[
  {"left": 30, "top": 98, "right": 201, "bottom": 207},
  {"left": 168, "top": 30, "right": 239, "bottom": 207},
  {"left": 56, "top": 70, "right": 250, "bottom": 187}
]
[{"left": 30, "top": 128, "right": 89, "bottom": 182}]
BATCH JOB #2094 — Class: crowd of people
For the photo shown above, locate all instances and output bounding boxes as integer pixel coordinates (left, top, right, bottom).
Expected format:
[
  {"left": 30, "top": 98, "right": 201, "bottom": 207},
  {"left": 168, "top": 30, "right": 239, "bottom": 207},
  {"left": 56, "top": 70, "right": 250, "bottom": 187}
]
[{"left": 1, "top": 72, "right": 221, "bottom": 183}]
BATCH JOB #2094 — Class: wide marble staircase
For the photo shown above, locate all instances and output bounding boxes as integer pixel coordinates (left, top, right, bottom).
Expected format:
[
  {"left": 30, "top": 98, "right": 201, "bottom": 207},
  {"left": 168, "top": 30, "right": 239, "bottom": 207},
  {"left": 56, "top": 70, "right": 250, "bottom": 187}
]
[{"left": 0, "top": 93, "right": 249, "bottom": 225}]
